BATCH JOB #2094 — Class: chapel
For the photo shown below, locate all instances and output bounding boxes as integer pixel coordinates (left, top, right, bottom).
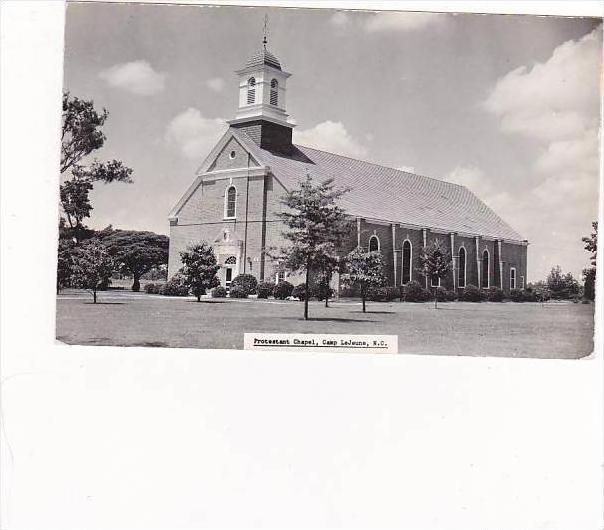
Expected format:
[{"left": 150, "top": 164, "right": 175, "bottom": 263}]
[{"left": 168, "top": 39, "right": 528, "bottom": 294}]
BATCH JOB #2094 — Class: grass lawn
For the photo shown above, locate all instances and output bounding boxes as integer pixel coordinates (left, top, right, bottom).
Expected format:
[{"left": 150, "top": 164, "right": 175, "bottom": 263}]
[{"left": 55, "top": 290, "right": 595, "bottom": 358}]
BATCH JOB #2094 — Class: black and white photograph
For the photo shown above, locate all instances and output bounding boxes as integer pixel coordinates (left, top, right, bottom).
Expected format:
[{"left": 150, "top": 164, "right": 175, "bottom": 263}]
[
  {"left": 54, "top": 2, "right": 600, "bottom": 357},
  {"left": 2, "top": 2, "right": 604, "bottom": 530}
]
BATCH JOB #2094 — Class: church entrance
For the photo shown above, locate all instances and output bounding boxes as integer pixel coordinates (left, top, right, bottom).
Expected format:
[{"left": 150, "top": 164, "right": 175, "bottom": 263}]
[{"left": 224, "top": 255, "right": 237, "bottom": 291}]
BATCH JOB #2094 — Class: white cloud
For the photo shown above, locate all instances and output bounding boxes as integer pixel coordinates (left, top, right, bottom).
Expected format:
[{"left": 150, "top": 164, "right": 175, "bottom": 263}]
[
  {"left": 462, "top": 27, "right": 603, "bottom": 281},
  {"left": 293, "top": 120, "right": 368, "bottom": 159},
  {"left": 99, "top": 60, "right": 165, "bottom": 95},
  {"left": 365, "top": 12, "right": 446, "bottom": 33},
  {"left": 205, "top": 77, "right": 225, "bottom": 92},
  {"left": 165, "top": 108, "right": 226, "bottom": 159}
]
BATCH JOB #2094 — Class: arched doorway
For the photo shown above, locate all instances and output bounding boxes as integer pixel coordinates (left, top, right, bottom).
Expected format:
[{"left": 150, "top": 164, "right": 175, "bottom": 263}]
[{"left": 224, "top": 255, "right": 237, "bottom": 290}]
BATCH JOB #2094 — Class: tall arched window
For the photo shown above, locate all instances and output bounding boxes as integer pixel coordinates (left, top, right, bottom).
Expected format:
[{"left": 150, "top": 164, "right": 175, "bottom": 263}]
[
  {"left": 402, "top": 240, "right": 412, "bottom": 284},
  {"left": 458, "top": 247, "right": 466, "bottom": 288},
  {"left": 247, "top": 77, "right": 256, "bottom": 104},
  {"left": 482, "top": 249, "right": 490, "bottom": 288},
  {"left": 270, "top": 79, "right": 278, "bottom": 106},
  {"left": 225, "top": 186, "right": 237, "bottom": 218},
  {"left": 369, "top": 235, "right": 380, "bottom": 252}
]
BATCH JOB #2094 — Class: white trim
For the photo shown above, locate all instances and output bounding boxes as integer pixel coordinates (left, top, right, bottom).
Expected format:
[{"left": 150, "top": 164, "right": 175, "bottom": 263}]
[
  {"left": 458, "top": 245, "right": 467, "bottom": 288},
  {"left": 224, "top": 184, "right": 237, "bottom": 220},
  {"left": 510, "top": 267, "right": 517, "bottom": 290},
  {"left": 401, "top": 238, "right": 412, "bottom": 284},
  {"left": 520, "top": 275, "right": 525, "bottom": 289},
  {"left": 392, "top": 225, "right": 397, "bottom": 286},
  {"left": 430, "top": 276, "right": 441, "bottom": 288},
  {"left": 482, "top": 248, "right": 490, "bottom": 289},
  {"left": 368, "top": 234, "right": 380, "bottom": 252}
]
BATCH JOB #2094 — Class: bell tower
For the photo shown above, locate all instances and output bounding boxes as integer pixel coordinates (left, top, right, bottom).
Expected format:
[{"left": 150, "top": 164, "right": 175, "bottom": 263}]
[{"left": 227, "top": 19, "right": 295, "bottom": 154}]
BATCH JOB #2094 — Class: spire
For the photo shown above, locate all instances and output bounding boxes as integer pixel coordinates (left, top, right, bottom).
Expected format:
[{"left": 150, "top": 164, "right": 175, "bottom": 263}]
[{"left": 263, "top": 14, "right": 269, "bottom": 48}]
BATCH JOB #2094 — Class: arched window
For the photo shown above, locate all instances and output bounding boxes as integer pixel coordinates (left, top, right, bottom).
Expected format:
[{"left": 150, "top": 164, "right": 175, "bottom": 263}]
[
  {"left": 270, "top": 79, "right": 278, "bottom": 106},
  {"left": 482, "top": 249, "right": 490, "bottom": 288},
  {"left": 369, "top": 235, "right": 380, "bottom": 252},
  {"left": 458, "top": 247, "right": 466, "bottom": 288},
  {"left": 225, "top": 256, "right": 237, "bottom": 265},
  {"left": 247, "top": 77, "right": 256, "bottom": 104},
  {"left": 402, "top": 240, "right": 412, "bottom": 284},
  {"left": 225, "top": 186, "right": 236, "bottom": 218}
]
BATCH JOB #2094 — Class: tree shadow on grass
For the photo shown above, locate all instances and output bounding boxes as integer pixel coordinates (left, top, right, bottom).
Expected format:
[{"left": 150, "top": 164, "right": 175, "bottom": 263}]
[
  {"left": 185, "top": 299, "right": 227, "bottom": 304},
  {"left": 350, "top": 310, "right": 395, "bottom": 315},
  {"left": 84, "top": 302, "right": 126, "bottom": 305},
  {"left": 279, "top": 316, "right": 374, "bottom": 323}
]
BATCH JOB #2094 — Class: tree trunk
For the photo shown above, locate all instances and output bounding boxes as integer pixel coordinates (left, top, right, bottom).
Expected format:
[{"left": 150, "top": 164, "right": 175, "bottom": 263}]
[
  {"left": 434, "top": 287, "right": 438, "bottom": 309},
  {"left": 132, "top": 274, "right": 141, "bottom": 292},
  {"left": 304, "top": 266, "right": 310, "bottom": 320},
  {"left": 197, "top": 294, "right": 201, "bottom": 302},
  {"left": 93, "top": 289, "right": 97, "bottom": 304},
  {"left": 325, "top": 295, "right": 329, "bottom": 308},
  {"left": 362, "top": 286, "right": 366, "bottom": 313}
]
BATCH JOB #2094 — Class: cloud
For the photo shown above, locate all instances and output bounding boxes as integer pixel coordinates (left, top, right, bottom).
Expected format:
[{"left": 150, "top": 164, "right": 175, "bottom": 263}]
[
  {"left": 364, "top": 12, "right": 446, "bottom": 33},
  {"left": 460, "top": 26, "right": 603, "bottom": 281},
  {"left": 99, "top": 60, "right": 165, "bottom": 95},
  {"left": 205, "top": 77, "right": 225, "bottom": 92},
  {"left": 293, "top": 120, "right": 368, "bottom": 159},
  {"left": 165, "top": 108, "right": 226, "bottom": 159}
]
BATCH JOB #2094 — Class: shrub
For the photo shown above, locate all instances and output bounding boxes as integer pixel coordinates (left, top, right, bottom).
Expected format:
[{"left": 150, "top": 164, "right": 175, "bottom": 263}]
[
  {"left": 229, "top": 285, "right": 248, "bottom": 298},
  {"left": 402, "top": 280, "right": 430, "bottom": 302},
  {"left": 510, "top": 289, "right": 533, "bottom": 302},
  {"left": 292, "top": 284, "right": 308, "bottom": 301},
  {"left": 313, "top": 280, "right": 334, "bottom": 302},
  {"left": 273, "top": 280, "right": 294, "bottom": 300},
  {"left": 486, "top": 286, "right": 504, "bottom": 302},
  {"left": 230, "top": 273, "right": 258, "bottom": 296},
  {"left": 257, "top": 281, "right": 274, "bottom": 299},
  {"left": 532, "top": 289, "right": 550, "bottom": 303},
  {"left": 368, "top": 286, "right": 399, "bottom": 302},
  {"left": 211, "top": 286, "right": 227, "bottom": 298},
  {"left": 435, "top": 286, "right": 457, "bottom": 302},
  {"left": 144, "top": 282, "right": 164, "bottom": 294},
  {"left": 159, "top": 273, "right": 189, "bottom": 296},
  {"left": 459, "top": 284, "right": 485, "bottom": 302}
]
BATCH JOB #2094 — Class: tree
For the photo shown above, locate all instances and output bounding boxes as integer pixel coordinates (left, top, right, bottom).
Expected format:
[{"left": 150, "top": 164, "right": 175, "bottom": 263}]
[
  {"left": 179, "top": 243, "right": 220, "bottom": 301},
  {"left": 418, "top": 239, "right": 452, "bottom": 308},
  {"left": 341, "top": 247, "right": 386, "bottom": 313},
  {"left": 275, "top": 174, "right": 350, "bottom": 320},
  {"left": 546, "top": 265, "right": 580, "bottom": 300},
  {"left": 60, "top": 92, "right": 133, "bottom": 242},
  {"left": 100, "top": 229, "right": 169, "bottom": 292},
  {"left": 582, "top": 221, "right": 597, "bottom": 301},
  {"left": 57, "top": 238, "right": 76, "bottom": 293},
  {"left": 70, "top": 239, "right": 114, "bottom": 303}
]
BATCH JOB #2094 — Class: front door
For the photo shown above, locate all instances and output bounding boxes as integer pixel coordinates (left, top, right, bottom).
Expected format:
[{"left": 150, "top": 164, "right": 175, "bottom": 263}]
[{"left": 225, "top": 267, "right": 233, "bottom": 290}]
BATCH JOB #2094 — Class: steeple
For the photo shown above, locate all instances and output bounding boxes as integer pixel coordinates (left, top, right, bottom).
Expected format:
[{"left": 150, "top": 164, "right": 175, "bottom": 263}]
[{"left": 227, "top": 19, "right": 294, "bottom": 153}]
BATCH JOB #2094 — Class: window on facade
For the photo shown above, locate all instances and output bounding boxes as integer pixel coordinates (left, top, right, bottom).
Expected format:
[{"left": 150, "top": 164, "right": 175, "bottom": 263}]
[
  {"left": 225, "top": 256, "right": 237, "bottom": 265},
  {"left": 430, "top": 275, "right": 441, "bottom": 288},
  {"left": 270, "top": 79, "right": 278, "bottom": 105},
  {"left": 276, "top": 270, "right": 286, "bottom": 283},
  {"left": 402, "top": 240, "right": 411, "bottom": 284},
  {"left": 482, "top": 249, "right": 490, "bottom": 288},
  {"left": 458, "top": 247, "right": 466, "bottom": 288},
  {"left": 247, "top": 77, "right": 256, "bottom": 104},
  {"left": 369, "top": 235, "right": 380, "bottom": 252},
  {"left": 510, "top": 267, "right": 517, "bottom": 290},
  {"left": 225, "top": 186, "right": 236, "bottom": 218},
  {"left": 520, "top": 275, "right": 525, "bottom": 289}
]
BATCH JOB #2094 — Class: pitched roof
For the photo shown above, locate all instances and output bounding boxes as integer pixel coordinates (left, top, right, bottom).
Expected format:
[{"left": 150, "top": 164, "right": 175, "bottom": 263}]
[
  {"left": 244, "top": 47, "right": 282, "bottom": 70},
  {"left": 230, "top": 128, "right": 525, "bottom": 243}
]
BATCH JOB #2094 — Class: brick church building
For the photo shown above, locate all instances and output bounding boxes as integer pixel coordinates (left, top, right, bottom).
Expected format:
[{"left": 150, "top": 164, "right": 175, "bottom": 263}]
[{"left": 168, "top": 42, "right": 528, "bottom": 295}]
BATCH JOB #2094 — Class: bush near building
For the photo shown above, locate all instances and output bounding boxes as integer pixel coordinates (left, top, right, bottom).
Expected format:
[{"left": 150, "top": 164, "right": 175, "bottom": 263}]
[
  {"left": 273, "top": 281, "right": 294, "bottom": 300},
  {"left": 230, "top": 274, "right": 258, "bottom": 296},
  {"left": 486, "top": 287, "right": 504, "bottom": 302},
  {"left": 436, "top": 286, "right": 457, "bottom": 302},
  {"left": 211, "top": 286, "right": 227, "bottom": 298},
  {"left": 229, "top": 286, "right": 248, "bottom": 298},
  {"left": 257, "top": 281, "right": 275, "bottom": 299},
  {"left": 459, "top": 284, "right": 486, "bottom": 302},
  {"left": 402, "top": 280, "right": 431, "bottom": 302},
  {"left": 367, "top": 286, "right": 399, "bottom": 302}
]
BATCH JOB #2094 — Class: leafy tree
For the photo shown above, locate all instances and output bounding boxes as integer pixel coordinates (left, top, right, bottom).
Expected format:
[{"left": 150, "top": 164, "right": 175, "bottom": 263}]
[
  {"left": 546, "top": 265, "right": 580, "bottom": 300},
  {"left": 100, "top": 229, "right": 169, "bottom": 292},
  {"left": 418, "top": 239, "right": 453, "bottom": 308},
  {"left": 179, "top": 243, "right": 220, "bottom": 302},
  {"left": 275, "top": 174, "right": 349, "bottom": 320},
  {"left": 60, "top": 92, "right": 133, "bottom": 242},
  {"left": 70, "top": 239, "right": 114, "bottom": 303},
  {"left": 57, "top": 238, "right": 76, "bottom": 292},
  {"left": 582, "top": 221, "right": 597, "bottom": 301},
  {"left": 230, "top": 273, "right": 258, "bottom": 296},
  {"left": 341, "top": 247, "right": 386, "bottom": 313}
]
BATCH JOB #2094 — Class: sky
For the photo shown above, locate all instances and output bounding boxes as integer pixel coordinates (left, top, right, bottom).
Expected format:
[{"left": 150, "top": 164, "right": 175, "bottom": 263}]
[{"left": 62, "top": 3, "right": 602, "bottom": 281}]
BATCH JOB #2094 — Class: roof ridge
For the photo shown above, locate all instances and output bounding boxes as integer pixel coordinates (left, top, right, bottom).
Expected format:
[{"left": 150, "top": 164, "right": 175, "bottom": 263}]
[{"left": 293, "top": 143, "right": 468, "bottom": 190}]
